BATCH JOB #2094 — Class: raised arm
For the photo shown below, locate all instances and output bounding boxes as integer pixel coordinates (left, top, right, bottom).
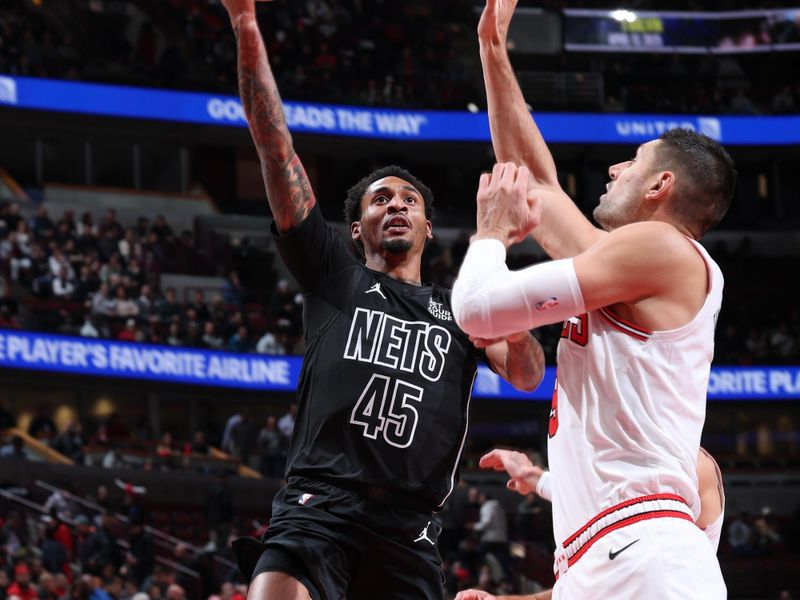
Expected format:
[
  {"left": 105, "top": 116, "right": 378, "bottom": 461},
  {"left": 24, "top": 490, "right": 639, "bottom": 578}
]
[
  {"left": 452, "top": 164, "right": 704, "bottom": 340},
  {"left": 222, "top": 0, "right": 315, "bottom": 233},
  {"left": 478, "top": 0, "right": 603, "bottom": 257}
]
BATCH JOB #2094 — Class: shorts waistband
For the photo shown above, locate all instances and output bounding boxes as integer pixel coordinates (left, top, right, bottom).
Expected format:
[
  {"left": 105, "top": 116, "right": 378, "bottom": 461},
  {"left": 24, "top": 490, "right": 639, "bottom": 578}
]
[
  {"left": 554, "top": 494, "right": 694, "bottom": 578},
  {"left": 291, "top": 476, "right": 436, "bottom": 514}
]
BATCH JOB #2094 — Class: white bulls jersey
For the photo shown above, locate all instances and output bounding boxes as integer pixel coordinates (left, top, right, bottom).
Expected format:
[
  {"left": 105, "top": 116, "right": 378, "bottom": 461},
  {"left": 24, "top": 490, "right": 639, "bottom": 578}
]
[{"left": 548, "top": 239, "right": 723, "bottom": 547}]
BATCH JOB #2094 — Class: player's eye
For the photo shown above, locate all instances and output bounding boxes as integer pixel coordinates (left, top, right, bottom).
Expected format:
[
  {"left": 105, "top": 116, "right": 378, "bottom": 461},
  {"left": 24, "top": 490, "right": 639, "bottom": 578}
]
[
  {"left": 374, "top": 195, "right": 389, "bottom": 203},
  {"left": 405, "top": 196, "right": 416, "bottom": 204}
]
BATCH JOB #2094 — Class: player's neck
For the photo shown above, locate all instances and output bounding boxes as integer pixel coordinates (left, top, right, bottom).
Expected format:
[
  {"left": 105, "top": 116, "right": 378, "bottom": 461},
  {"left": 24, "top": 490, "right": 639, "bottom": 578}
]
[{"left": 365, "top": 252, "right": 423, "bottom": 286}]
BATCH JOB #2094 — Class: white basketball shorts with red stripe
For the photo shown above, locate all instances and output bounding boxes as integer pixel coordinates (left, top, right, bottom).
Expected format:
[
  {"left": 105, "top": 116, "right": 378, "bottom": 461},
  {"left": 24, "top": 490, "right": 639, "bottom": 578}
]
[{"left": 552, "top": 495, "right": 726, "bottom": 599}]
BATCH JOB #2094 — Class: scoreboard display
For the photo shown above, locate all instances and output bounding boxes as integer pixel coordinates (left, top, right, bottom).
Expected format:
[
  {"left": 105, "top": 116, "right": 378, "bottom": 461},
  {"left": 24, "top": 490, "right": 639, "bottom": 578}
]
[{"left": 564, "top": 8, "right": 800, "bottom": 53}]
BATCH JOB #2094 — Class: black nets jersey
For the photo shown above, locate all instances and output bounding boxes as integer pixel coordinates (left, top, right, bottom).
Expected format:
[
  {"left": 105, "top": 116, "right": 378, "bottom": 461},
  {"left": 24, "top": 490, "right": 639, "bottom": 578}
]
[{"left": 272, "top": 206, "right": 481, "bottom": 509}]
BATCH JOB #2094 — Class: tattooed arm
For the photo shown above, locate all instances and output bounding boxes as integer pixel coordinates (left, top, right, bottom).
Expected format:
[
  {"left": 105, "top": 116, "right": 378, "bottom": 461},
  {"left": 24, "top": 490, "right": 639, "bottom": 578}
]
[
  {"left": 480, "top": 332, "right": 545, "bottom": 392},
  {"left": 222, "top": 0, "right": 315, "bottom": 233}
]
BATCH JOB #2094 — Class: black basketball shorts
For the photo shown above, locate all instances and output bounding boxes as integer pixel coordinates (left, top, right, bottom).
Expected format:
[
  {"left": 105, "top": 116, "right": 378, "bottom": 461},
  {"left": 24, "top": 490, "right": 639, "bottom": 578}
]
[{"left": 232, "top": 476, "right": 445, "bottom": 600}]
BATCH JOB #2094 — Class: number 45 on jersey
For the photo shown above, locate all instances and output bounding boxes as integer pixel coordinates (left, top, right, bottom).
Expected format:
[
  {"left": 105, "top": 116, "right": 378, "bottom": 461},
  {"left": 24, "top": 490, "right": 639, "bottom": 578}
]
[{"left": 350, "top": 374, "right": 424, "bottom": 448}]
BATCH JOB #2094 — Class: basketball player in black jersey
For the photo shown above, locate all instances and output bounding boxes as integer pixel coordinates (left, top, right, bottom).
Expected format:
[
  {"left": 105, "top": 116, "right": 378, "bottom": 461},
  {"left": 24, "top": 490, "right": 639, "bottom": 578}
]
[{"left": 221, "top": 0, "right": 544, "bottom": 598}]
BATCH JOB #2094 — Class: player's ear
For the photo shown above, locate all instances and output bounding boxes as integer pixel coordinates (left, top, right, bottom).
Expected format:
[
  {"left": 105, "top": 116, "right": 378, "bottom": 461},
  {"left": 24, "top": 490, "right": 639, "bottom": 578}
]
[
  {"left": 351, "top": 220, "right": 362, "bottom": 241},
  {"left": 425, "top": 220, "right": 433, "bottom": 240},
  {"left": 645, "top": 170, "right": 674, "bottom": 202}
]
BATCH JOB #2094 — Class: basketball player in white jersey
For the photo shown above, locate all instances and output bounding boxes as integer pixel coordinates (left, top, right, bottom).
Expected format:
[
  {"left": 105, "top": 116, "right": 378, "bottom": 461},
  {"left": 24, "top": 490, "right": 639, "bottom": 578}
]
[
  {"left": 450, "top": 1, "right": 736, "bottom": 597},
  {"left": 454, "top": 447, "right": 725, "bottom": 600}
]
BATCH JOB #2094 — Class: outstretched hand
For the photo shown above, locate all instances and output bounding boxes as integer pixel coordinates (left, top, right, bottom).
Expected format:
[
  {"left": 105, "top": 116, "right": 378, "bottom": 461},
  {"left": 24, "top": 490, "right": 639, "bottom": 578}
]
[
  {"left": 455, "top": 590, "right": 498, "bottom": 600},
  {"left": 478, "top": 0, "right": 519, "bottom": 47},
  {"left": 480, "top": 448, "right": 544, "bottom": 495},
  {"left": 473, "top": 163, "right": 537, "bottom": 248}
]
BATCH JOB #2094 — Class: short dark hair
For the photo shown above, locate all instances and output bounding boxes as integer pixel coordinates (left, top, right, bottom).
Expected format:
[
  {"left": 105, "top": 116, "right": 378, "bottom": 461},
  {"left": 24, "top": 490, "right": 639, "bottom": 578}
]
[
  {"left": 343, "top": 165, "right": 435, "bottom": 254},
  {"left": 656, "top": 129, "right": 736, "bottom": 237}
]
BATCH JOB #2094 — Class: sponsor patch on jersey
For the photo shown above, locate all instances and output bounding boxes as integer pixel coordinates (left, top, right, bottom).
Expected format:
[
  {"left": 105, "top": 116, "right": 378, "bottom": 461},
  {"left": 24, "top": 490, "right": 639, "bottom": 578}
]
[
  {"left": 298, "top": 493, "right": 315, "bottom": 505},
  {"left": 427, "top": 298, "right": 452, "bottom": 321}
]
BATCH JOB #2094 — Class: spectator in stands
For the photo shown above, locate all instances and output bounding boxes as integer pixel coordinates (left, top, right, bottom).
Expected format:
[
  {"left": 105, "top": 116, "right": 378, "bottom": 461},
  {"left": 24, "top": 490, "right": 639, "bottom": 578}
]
[
  {"left": 141, "top": 232, "right": 164, "bottom": 276},
  {"left": 156, "top": 431, "right": 176, "bottom": 467},
  {"left": 0, "top": 231, "right": 32, "bottom": 282},
  {"left": 52, "top": 265, "right": 75, "bottom": 298},
  {"left": 57, "top": 208, "right": 77, "bottom": 236},
  {"left": 189, "top": 290, "right": 210, "bottom": 322},
  {"left": 185, "top": 319, "right": 204, "bottom": 348},
  {"left": 468, "top": 492, "right": 509, "bottom": 577},
  {"left": 141, "top": 564, "right": 173, "bottom": 599},
  {"left": 91, "top": 283, "right": 116, "bottom": 317},
  {"left": 118, "top": 228, "right": 137, "bottom": 262},
  {"left": 754, "top": 511, "right": 783, "bottom": 555},
  {"left": 729, "top": 510, "right": 754, "bottom": 555},
  {"left": 222, "top": 270, "right": 243, "bottom": 307},
  {"left": 205, "top": 474, "right": 234, "bottom": 547},
  {"left": 73, "top": 265, "right": 100, "bottom": 302},
  {"left": 3, "top": 433, "right": 30, "bottom": 458},
  {"left": 270, "top": 279, "right": 296, "bottom": 325},
  {"left": 49, "top": 247, "right": 74, "bottom": 281},
  {"left": 150, "top": 215, "right": 173, "bottom": 243},
  {"left": 41, "top": 516, "right": 70, "bottom": 576},
  {"left": 80, "top": 315, "right": 101, "bottom": 338},
  {"left": 91, "top": 484, "right": 117, "bottom": 513},
  {"left": 44, "top": 484, "right": 78, "bottom": 520},
  {"left": 99, "top": 209, "right": 123, "bottom": 240},
  {"left": 136, "top": 283, "right": 157, "bottom": 320},
  {"left": 54, "top": 220, "right": 75, "bottom": 247},
  {"left": 53, "top": 421, "right": 84, "bottom": 465},
  {"left": 191, "top": 430, "right": 210, "bottom": 455},
  {"left": 228, "top": 411, "right": 255, "bottom": 465},
  {"left": 77, "top": 211, "right": 98, "bottom": 237},
  {"left": 226, "top": 325, "right": 250, "bottom": 352},
  {"left": 114, "top": 286, "right": 139, "bottom": 319},
  {"left": 6, "top": 562, "right": 37, "bottom": 600},
  {"left": 277, "top": 403, "right": 297, "bottom": 440},
  {"left": 126, "top": 516, "right": 155, "bottom": 587},
  {"left": 166, "top": 583, "right": 186, "bottom": 600},
  {"left": 167, "top": 322, "right": 183, "bottom": 347},
  {"left": 257, "top": 415, "right": 283, "bottom": 478},
  {"left": 82, "top": 510, "right": 122, "bottom": 576},
  {"left": 37, "top": 572, "right": 62, "bottom": 600},
  {"left": 1, "top": 511, "right": 28, "bottom": 557},
  {"left": 28, "top": 403, "right": 57, "bottom": 442},
  {"left": 32, "top": 206, "right": 55, "bottom": 241},
  {"left": 157, "top": 288, "right": 181, "bottom": 323},
  {"left": 0, "top": 301, "right": 20, "bottom": 329},
  {"left": 201, "top": 321, "right": 224, "bottom": 350},
  {"left": 117, "top": 318, "right": 139, "bottom": 342},
  {"left": 255, "top": 324, "right": 288, "bottom": 355},
  {"left": 73, "top": 514, "right": 93, "bottom": 558}
]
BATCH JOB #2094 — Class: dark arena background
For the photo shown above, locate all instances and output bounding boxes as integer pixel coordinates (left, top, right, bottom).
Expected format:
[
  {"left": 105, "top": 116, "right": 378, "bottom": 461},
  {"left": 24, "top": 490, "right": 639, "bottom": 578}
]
[{"left": 1, "top": 0, "right": 800, "bottom": 598}]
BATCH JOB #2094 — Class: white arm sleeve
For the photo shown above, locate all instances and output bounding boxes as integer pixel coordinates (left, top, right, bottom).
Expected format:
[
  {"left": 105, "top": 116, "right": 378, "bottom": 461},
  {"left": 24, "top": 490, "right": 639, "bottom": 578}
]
[
  {"left": 452, "top": 239, "right": 586, "bottom": 339},
  {"left": 536, "top": 470, "right": 553, "bottom": 502}
]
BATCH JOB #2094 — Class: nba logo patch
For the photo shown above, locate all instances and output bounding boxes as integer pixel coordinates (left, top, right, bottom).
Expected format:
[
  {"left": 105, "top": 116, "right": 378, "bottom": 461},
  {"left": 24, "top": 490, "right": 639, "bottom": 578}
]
[{"left": 298, "top": 493, "right": 315, "bottom": 505}]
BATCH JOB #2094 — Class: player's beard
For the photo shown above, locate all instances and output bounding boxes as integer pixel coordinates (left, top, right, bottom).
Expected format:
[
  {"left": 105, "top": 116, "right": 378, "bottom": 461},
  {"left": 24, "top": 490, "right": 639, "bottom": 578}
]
[{"left": 382, "top": 238, "right": 413, "bottom": 254}]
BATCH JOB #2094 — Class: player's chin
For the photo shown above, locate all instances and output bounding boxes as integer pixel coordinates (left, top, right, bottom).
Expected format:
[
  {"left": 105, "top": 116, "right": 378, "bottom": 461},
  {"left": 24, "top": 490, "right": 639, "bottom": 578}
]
[{"left": 381, "top": 237, "right": 413, "bottom": 254}]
